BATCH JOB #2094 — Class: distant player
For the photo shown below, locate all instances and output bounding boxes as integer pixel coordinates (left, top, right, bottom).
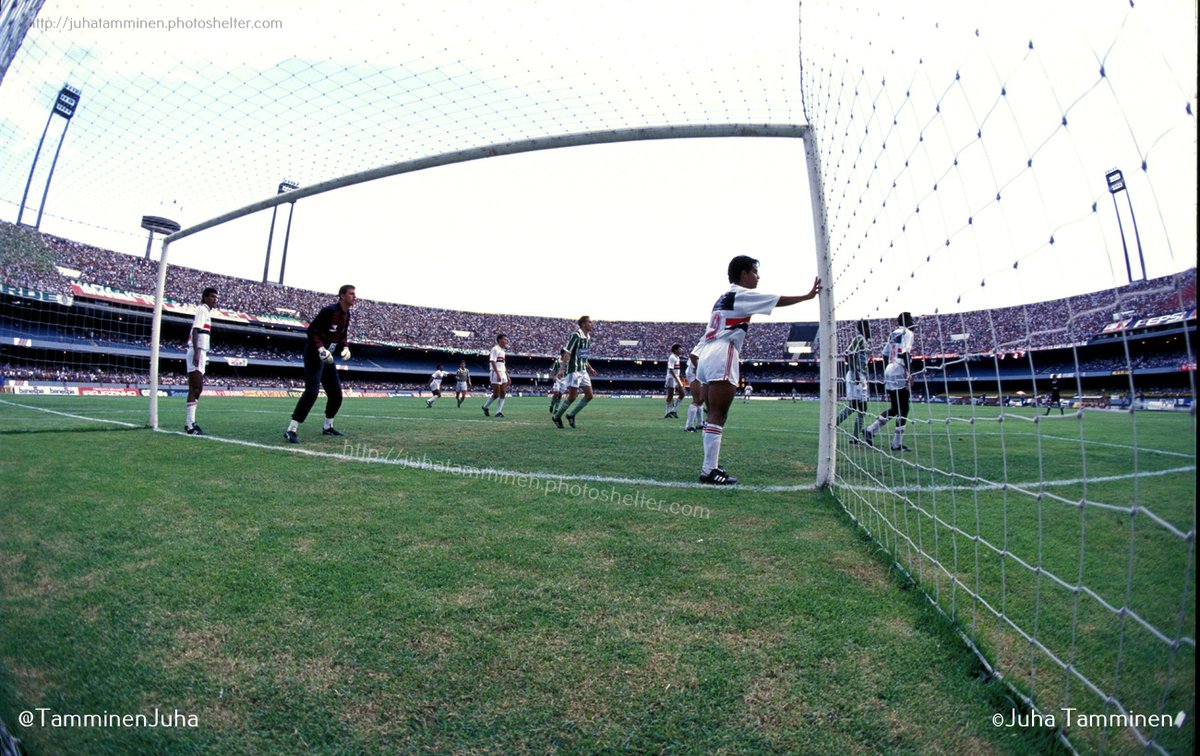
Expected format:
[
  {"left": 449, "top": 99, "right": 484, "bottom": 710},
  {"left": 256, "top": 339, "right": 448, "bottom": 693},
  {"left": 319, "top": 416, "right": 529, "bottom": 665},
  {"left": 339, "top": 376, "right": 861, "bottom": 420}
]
[
  {"left": 837, "top": 319, "right": 871, "bottom": 443},
  {"left": 425, "top": 364, "right": 448, "bottom": 408},
  {"left": 185, "top": 286, "right": 217, "bottom": 435},
  {"left": 482, "top": 334, "right": 509, "bottom": 417},
  {"left": 552, "top": 315, "right": 599, "bottom": 429},
  {"left": 683, "top": 340, "right": 706, "bottom": 432},
  {"left": 664, "top": 343, "right": 686, "bottom": 418},
  {"left": 548, "top": 356, "right": 567, "bottom": 415},
  {"left": 1045, "top": 377, "right": 1064, "bottom": 415},
  {"left": 454, "top": 360, "right": 472, "bottom": 407},
  {"left": 742, "top": 383, "right": 753, "bottom": 403},
  {"left": 285, "top": 284, "right": 355, "bottom": 443},
  {"left": 865, "top": 312, "right": 916, "bottom": 452},
  {"left": 694, "top": 256, "right": 820, "bottom": 484}
]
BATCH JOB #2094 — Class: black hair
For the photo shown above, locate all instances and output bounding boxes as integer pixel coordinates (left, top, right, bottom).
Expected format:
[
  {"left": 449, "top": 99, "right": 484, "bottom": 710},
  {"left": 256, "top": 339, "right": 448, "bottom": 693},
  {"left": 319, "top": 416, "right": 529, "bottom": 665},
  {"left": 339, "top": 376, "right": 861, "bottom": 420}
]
[
  {"left": 202, "top": 287, "right": 217, "bottom": 299},
  {"left": 338, "top": 284, "right": 356, "bottom": 296},
  {"left": 496, "top": 333, "right": 507, "bottom": 342},
  {"left": 671, "top": 343, "right": 683, "bottom": 353},
  {"left": 578, "top": 315, "right": 591, "bottom": 326},
  {"left": 727, "top": 255, "right": 760, "bottom": 284},
  {"left": 898, "top": 312, "right": 916, "bottom": 328}
]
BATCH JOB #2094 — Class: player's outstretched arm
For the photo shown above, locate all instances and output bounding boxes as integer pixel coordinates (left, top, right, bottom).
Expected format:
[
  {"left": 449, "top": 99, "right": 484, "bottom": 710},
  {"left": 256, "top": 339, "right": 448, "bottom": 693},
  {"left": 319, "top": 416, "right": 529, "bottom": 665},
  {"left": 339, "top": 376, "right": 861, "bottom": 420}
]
[{"left": 776, "top": 277, "right": 821, "bottom": 308}]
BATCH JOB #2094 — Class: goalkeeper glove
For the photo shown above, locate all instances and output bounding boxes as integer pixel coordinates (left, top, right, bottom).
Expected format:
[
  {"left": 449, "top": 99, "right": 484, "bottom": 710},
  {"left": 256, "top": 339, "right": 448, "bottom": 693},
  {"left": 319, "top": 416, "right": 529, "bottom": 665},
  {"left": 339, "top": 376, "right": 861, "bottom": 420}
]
[
  {"left": 340, "top": 346, "right": 351, "bottom": 361},
  {"left": 318, "top": 346, "right": 334, "bottom": 364}
]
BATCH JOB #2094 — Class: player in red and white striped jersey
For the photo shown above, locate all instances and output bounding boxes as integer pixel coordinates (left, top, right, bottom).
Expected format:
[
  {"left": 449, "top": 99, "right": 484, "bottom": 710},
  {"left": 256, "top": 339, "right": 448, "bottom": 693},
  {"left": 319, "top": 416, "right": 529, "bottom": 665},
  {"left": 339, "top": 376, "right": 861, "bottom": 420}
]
[{"left": 694, "top": 256, "right": 820, "bottom": 485}]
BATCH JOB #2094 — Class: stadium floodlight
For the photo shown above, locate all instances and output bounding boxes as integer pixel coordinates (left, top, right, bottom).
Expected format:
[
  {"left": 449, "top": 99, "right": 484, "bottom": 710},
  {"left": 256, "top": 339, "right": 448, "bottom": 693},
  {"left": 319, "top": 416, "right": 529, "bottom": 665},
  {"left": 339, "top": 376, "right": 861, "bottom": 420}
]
[
  {"left": 263, "top": 179, "right": 300, "bottom": 283},
  {"left": 1105, "top": 168, "right": 1147, "bottom": 283},
  {"left": 141, "top": 215, "right": 181, "bottom": 260},
  {"left": 17, "top": 83, "right": 81, "bottom": 229}
]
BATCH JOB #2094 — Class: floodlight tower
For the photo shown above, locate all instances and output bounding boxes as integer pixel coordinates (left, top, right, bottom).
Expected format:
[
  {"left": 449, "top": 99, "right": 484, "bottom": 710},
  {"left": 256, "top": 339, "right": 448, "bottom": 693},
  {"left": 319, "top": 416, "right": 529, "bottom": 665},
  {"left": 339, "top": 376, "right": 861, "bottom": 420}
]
[
  {"left": 141, "top": 215, "right": 181, "bottom": 260},
  {"left": 17, "top": 84, "right": 81, "bottom": 228},
  {"left": 263, "top": 179, "right": 299, "bottom": 283},
  {"left": 1105, "top": 168, "right": 1147, "bottom": 283}
]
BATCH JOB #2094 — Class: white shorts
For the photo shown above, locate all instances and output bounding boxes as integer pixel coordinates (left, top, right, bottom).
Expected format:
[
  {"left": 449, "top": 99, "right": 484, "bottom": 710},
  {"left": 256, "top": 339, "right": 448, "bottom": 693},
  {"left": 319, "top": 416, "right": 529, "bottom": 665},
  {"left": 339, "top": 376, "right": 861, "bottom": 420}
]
[
  {"left": 490, "top": 369, "right": 508, "bottom": 385},
  {"left": 695, "top": 340, "right": 739, "bottom": 386},
  {"left": 186, "top": 349, "right": 207, "bottom": 375},
  {"left": 884, "top": 362, "right": 908, "bottom": 391},
  {"left": 455, "top": 381, "right": 469, "bottom": 392},
  {"left": 685, "top": 361, "right": 697, "bottom": 383},
  {"left": 566, "top": 370, "right": 592, "bottom": 389},
  {"left": 845, "top": 375, "right": 868, "bottom": 401},
  {"left": 665, "top": 377, "right": 683, "bottom": 392},
  {"left": 552, "top": 377, "right": 568, "bottom": 394}
]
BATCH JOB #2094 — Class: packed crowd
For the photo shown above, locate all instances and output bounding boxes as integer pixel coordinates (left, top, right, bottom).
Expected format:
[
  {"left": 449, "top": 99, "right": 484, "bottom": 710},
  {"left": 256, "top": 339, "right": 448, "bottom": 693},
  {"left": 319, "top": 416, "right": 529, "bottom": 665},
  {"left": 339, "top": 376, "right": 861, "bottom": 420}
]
[{"left": 4, "top": 226, "right": 1194, "bottom": 361}]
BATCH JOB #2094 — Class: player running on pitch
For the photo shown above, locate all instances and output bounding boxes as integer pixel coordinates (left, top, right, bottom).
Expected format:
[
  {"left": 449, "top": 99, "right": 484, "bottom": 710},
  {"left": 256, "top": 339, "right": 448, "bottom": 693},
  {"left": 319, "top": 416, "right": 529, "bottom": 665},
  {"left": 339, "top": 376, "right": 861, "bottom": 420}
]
[
  {"left": 552, "top": 316, "right": 599, "bottom": 429},
  {"left": 837, "top": 319, "right": 871, "bottom": 443},
  {"left": 482, "top": 334, "right": 509, "bottom": 418},
  {"left": 426, "top": 364, "right": 448, "bottom": 408},
  {"left": 694, "top": 256, "right": 820, "bottom": 484},
  {"left": 185, "top": 287, "right": 217, "bottom": 435}
]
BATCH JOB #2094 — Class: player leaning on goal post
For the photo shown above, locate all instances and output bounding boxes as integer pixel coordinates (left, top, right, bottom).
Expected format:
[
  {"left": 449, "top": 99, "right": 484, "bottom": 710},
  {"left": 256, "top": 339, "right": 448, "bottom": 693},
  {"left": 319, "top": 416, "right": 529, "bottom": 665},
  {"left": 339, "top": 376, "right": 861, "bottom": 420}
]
[
  {"left": 184, "top": 286, "right": 217, "bottom": 435},
  {"left": 864, "top": 311, "right": 916, "bottom": 452},
  {"left": 552, "top": 315, "right": 599, "bottom": 429},
  {"left": 284, "top": 284, "right": 355, "bottom": 444},
  {"left": 694, "top": 256, "right": 820, "bottom": 485}
]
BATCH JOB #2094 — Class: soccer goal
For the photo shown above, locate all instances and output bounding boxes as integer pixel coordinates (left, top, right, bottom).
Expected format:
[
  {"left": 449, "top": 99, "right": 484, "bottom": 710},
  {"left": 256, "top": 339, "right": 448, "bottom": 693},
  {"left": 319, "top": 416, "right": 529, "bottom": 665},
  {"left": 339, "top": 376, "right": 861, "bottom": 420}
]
[{"left": 803, "top": 1, "right": 1196, "bottom": 752}]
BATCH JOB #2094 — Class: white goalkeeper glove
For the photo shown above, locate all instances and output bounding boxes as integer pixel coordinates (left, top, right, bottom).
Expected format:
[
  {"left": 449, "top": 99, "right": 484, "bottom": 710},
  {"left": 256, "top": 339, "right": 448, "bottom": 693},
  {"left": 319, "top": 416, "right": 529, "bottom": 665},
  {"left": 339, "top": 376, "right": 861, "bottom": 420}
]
[
  {"left": 318, "top": 346, "right": 334, "bottom": 364},
  {"left": 340, "top": 346, "right": 351, "bottom": 361}
]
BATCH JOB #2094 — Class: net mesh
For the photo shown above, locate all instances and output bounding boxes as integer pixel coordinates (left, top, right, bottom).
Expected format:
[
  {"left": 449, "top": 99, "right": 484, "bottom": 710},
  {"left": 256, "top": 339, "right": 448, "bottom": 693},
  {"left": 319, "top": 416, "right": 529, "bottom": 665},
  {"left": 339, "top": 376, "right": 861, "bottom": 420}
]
[{"left": 805, "top": 1, "right": 1196, "bottom": 752}]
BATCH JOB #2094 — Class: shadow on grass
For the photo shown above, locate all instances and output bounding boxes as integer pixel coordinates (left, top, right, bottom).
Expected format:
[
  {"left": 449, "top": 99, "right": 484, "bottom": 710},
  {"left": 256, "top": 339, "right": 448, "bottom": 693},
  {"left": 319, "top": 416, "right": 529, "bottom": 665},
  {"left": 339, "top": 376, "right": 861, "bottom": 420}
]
[{"left": 0, "top": 426, "right": 147, "bottom": 436}]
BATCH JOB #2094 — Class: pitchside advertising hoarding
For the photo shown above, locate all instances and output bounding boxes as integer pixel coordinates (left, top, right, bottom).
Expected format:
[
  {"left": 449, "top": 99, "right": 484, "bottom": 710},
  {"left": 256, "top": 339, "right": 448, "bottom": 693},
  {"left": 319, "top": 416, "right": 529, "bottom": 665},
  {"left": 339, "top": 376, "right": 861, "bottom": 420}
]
[{"left": 1101, "top": 309, "right": 1196, "bottom": 334}]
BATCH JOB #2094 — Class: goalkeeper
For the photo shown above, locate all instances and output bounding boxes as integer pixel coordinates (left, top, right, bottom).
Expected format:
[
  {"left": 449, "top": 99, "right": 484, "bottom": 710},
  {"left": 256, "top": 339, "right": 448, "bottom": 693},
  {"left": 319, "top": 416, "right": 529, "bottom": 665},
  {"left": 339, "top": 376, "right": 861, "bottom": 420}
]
[{"left": 285, "top": 285, "right": 356, "bottom": 443}]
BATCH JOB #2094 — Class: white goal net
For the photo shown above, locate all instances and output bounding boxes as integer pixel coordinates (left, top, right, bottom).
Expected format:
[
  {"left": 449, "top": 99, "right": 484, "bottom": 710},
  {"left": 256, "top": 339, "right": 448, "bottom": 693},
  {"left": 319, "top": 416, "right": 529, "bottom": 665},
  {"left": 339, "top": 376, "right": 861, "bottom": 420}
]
[{"left": 804, "top": 1, "right": 1196, "bottom": 752}]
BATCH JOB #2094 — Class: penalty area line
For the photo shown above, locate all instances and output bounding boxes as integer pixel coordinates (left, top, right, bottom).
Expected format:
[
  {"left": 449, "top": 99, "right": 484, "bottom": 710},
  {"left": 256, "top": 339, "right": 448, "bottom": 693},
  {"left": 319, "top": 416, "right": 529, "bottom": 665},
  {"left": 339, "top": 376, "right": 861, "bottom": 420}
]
[{"left": 155, "top": 427, "right": 817, "bottom": 492}]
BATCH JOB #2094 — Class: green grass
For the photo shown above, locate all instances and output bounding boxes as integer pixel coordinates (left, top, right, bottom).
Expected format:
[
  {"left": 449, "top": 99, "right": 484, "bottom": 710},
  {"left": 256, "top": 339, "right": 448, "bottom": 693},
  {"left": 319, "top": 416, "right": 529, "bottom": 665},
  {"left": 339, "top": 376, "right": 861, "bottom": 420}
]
[{"left": 0, "top": 394, "right": 1192, "bottom": 754}]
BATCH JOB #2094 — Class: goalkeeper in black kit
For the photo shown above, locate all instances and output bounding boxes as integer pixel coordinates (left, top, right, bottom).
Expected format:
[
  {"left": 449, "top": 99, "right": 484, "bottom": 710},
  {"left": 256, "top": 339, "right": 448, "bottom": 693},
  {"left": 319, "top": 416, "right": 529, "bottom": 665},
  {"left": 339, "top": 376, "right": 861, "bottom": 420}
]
[{"left": 284, "top": 285, "right": 356, "bottom": 444}]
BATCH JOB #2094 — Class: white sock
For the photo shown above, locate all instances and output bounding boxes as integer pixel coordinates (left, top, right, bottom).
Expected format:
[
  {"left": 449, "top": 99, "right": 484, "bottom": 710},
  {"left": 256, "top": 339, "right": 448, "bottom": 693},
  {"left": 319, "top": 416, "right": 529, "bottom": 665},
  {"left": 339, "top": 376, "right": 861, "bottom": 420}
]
[
  {"left": 287, "top": 419, "right": 299, "bottom": 433},
  {"left": 893, "top": 427, "right": 905, "bottom": 448},
  {"left": 701, "top": 423, "right": 723, "bottom": 473},
  {"left": 686, "top": 405, "right": 697, "bottom": 428},
  {"left": 324, "top": 417, "right": 334, "bottom": 430},
  {"left": 483, "top": 396, "right": 494, "bottom": 409},
  {"left": 867, "top": 419, "right": 882, "bottom": 434},
  {"left": 496, "top": 398, "right": 505, "bottom": 413},
  {"left": 186, "top": 402, "right": 196, "bottom": 427}
]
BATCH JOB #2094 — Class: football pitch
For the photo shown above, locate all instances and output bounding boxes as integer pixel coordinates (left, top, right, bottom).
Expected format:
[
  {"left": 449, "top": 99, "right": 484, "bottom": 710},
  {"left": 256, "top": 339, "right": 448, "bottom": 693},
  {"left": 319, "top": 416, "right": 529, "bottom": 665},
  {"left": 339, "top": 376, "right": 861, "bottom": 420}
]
[{"left": 1, "top": 395, "right": 1193, "bottom": 753}]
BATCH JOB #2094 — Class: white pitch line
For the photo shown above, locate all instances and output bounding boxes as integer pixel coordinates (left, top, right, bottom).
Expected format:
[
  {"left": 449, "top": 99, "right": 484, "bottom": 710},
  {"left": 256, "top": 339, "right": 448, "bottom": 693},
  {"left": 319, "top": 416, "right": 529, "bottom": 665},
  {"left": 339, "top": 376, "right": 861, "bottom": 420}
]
[
  {"left": 0, "top": 398, "right": 141, "bottom": 428},
  {"left": 4, "top": 399, "right": 1192, "bottom": 495},
  {"left": 153, "top": 427, "right": 818, "bottom": 492}
]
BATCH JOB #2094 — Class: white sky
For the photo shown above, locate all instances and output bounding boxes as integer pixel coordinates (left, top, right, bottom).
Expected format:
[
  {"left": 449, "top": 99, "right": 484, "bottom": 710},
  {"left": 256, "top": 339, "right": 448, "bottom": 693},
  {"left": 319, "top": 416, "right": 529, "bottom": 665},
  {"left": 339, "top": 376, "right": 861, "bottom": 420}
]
[{"left": 1, "top": 0, "right": 1195, "bottom": 324}]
